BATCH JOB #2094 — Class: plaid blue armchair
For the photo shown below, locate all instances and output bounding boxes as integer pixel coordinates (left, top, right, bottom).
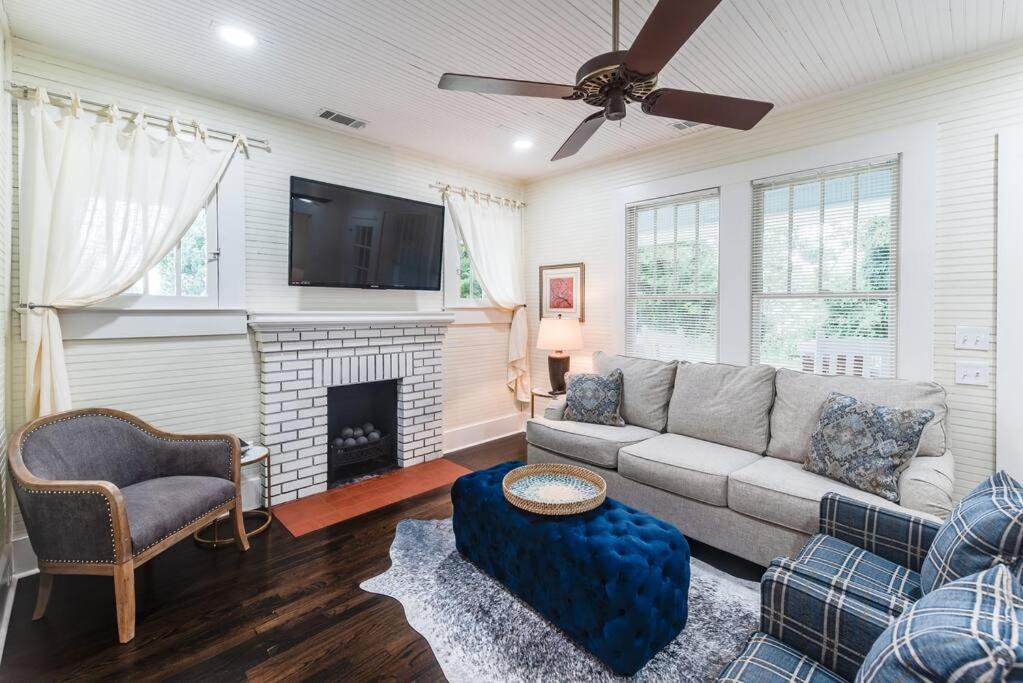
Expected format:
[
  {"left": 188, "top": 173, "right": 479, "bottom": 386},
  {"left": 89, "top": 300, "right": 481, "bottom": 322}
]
[{"left": 719, "top": 493, "right": 943, "bottom": 682}]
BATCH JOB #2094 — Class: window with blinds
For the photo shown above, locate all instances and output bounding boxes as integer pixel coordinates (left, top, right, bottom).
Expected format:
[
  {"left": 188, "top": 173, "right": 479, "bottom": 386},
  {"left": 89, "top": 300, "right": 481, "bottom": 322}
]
[
  {"left": 625, "top": 188, "right": 719, "bottom": 362},
  {"left": 751, "top": 155, "right": 900, "bottom": 378}
]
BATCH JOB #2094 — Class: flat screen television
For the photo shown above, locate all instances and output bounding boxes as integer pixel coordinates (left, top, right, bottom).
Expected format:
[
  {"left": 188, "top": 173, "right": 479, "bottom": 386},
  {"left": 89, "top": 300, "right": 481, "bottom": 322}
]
[{"left": 289, "top": 177, "right": 444, "bottom": 290}]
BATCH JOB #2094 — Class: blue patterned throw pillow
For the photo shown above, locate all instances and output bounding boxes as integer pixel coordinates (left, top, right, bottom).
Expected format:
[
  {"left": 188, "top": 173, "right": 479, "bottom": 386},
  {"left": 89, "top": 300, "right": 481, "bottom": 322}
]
[
  {"left": 857, "top": 564, "right": 1023, "bottom": 682},
  {"left": 804, "top": 392, "right": 934, "bottom": 502},
  {"left": 563, "top": 369, "right": 625, "bottom": 427},
  {"left": 920, "top": 471, "right": 1023, "bottom": 594}
]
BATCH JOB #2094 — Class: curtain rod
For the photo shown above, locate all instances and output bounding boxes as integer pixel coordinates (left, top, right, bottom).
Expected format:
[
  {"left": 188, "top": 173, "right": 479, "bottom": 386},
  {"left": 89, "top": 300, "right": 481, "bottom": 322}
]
[
  {"left": 6, "top": 81, "right": 272, "bottom": 153},
  {"left": 430, "top": 181, "right": 525, "bottom": 208}
]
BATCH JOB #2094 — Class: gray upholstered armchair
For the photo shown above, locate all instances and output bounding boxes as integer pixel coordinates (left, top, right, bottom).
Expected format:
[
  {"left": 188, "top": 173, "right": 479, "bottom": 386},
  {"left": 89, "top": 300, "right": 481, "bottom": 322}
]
[{"left": 8, "top": 408, "right": 249, "bottom": 643}]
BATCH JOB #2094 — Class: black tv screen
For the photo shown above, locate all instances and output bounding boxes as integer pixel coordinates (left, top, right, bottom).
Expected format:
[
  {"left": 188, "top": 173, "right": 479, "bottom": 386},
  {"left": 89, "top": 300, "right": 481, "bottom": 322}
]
[{"left": 289, "top": 177, "right": 444, "bottom": 290}]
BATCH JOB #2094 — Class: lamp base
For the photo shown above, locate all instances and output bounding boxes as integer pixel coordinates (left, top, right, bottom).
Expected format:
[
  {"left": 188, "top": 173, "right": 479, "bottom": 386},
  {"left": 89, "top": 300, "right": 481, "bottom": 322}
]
[{"left": 548, "top": 352, "right": 570, "bottom": 394}]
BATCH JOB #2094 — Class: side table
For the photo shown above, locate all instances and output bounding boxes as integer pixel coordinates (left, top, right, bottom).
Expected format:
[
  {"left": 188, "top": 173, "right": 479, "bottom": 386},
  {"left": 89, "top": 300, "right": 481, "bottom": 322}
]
[
  {"left": 194, "top": 444, "right": 272, "bottom": 548},
  {"left": 530, "top": 387, "right": 561, "bottom": 418}
]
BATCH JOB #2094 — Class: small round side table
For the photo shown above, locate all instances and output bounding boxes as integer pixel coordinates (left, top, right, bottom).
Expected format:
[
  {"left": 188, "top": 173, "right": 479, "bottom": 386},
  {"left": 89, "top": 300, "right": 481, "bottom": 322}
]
[
  {"left": 193, "top": 444, "right": 272, "bottom": 549},
  {"left": 530, "top": 387, "right": 560, "bottom": 418}
]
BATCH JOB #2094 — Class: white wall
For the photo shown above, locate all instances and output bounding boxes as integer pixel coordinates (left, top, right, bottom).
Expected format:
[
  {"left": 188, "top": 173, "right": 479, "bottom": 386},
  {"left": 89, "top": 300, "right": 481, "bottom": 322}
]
[
  {"left": 524, "top": 43, "right": 1023, "bottom": 498},
  {"left": 8, "top": 44, "right": 524, "bottom": 544}
]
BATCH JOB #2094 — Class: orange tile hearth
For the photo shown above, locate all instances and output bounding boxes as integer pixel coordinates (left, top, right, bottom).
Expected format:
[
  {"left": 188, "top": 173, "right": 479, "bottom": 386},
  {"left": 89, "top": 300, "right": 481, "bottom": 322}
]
[{"left": 273, "top": 459, "right": 472, "bottom": 537}]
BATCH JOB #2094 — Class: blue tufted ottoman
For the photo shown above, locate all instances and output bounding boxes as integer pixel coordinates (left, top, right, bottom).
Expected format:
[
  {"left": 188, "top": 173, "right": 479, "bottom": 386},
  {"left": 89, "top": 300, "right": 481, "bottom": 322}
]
[{"left": 451, "top": 461, "right": 691, "bottom": 676}]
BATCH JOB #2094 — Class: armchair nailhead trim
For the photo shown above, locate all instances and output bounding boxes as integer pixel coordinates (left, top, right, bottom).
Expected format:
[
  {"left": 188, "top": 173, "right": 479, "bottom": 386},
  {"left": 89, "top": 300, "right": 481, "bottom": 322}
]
[
  {"left": 133, "top": 496, "right": 238, "bottom": 556},
  {"left": 15, "top": 483, "right": 117, "bottom": 564},
  {"left": 23, "top": 412, "right": 235, "bottom": 479}
]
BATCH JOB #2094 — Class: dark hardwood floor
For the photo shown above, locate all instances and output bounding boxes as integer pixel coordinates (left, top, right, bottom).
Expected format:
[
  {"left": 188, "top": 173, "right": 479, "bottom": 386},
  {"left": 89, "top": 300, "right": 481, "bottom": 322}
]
[{"left": 1, "top": 434, "right": 762, "bottom": 682}]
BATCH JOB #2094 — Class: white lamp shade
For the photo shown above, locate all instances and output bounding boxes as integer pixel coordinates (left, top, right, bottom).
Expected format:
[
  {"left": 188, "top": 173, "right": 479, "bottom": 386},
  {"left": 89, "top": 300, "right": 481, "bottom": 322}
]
[{"left": 536, "top": 317, "right": 583, "bottom": 351}]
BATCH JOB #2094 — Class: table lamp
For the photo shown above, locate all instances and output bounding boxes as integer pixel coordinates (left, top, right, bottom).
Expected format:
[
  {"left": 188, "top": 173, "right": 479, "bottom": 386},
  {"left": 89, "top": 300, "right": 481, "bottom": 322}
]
[{"left": 536, "top": 315, "right": 583, "bottom": 394}]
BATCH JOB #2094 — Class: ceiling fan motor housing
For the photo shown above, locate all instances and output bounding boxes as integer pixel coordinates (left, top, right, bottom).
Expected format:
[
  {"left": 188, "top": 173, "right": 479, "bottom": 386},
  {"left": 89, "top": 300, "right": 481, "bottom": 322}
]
[{"left": 573, "top": 50, "right": 657, "bottom": 113}]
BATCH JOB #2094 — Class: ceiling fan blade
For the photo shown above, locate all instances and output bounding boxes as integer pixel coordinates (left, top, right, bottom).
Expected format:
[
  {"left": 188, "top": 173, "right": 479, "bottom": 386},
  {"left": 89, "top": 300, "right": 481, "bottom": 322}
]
[
  {"left": 622, "top": 0, "right": 722, "bottom": 77},
  {"left": 552, "top": 112, "right": 605, "bottom": 161},
  {"left": 438, "top": 73, "right": 577, "bottom": 99},
  {"left": 642, "top": 88, "right": 773, "bottom": 130}
]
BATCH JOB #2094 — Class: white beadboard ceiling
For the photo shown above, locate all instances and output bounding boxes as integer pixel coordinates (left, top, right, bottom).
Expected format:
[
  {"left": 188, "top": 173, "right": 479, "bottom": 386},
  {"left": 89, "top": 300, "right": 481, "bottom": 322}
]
[{"left": 6, "top": 0, "right": 1023, "bottom": 181}]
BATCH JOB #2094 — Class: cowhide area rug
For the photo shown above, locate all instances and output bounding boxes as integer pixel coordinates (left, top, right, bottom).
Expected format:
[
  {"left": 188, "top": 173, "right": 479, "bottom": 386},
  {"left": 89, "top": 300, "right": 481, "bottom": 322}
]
[{"left": 361, "top": 518, "right": 759, "bottom": 682}]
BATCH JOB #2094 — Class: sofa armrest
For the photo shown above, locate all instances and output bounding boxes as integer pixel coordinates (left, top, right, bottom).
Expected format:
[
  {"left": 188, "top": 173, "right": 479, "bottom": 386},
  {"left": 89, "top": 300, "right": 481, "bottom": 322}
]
[
  {"left": 761, "top": 563, "right": 897, "bottom": 682},
  {"left": 544, "top": 397, "right": 567, "bottom": 421},
  {"left": 768, "top": 557, "right": 913, "bottom": 617},
  {"left": 819, "top": 493, "right": 941, "bottom": 573},
  {"left": 12, "top": 478, "right": 132, "bottom": 565},
  {"left": 898, "top": 449, "right": 955, "bottom": 518},
  {"left": 148, "top": 434, "right": 239, "bottom": 482}
]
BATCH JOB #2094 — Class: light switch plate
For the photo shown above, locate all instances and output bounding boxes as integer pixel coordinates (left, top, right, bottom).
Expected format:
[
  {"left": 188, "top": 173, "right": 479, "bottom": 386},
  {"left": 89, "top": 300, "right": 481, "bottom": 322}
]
[
  {"left": 955, "top": 325, "right": 990, "bottom": 350},
  {"left": 955, "top": 361, "right": 990, "bottom": 386}
]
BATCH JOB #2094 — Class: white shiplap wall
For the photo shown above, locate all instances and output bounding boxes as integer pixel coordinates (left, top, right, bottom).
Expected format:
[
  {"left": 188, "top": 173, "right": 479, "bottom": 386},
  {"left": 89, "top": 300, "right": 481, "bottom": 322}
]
[
  {"left": 9, "top": 45, "right": 523, "bottom": 539},
  {"left": 524, "top": 43, "right": 1023, "bottom": 498},
  {"left": 0, "top": 26, "right": 13, "bottom": 584}
]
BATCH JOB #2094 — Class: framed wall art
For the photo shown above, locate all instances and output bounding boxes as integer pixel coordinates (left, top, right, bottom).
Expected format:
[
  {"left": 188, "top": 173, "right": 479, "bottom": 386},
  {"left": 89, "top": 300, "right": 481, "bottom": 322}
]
[{"left": 539, "top": 263, "right": 585, "bottom": 322}]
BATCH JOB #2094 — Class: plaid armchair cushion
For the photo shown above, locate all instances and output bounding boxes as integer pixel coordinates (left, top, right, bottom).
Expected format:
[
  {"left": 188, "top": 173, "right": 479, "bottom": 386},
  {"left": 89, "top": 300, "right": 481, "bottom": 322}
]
[
  {"left": 858, "top": 564, "right": 1023, "bottom": 682},
  {"left": 717, "top": 632, "right": 845, "bottom": 683},
  {"left": 819, "top": 492, "right": 940, "bottom": 572},
  {"left": 770, "top": 557, "right": 913, "bottom": 618},
  {"left": 761, "top": 563, "right": 897, "bottom": 682},
  {"left": 794, "top": 534, "right": 922, "bottom": 602},
  {"left": 919, "top": 470, "right": 1023, "bottom": 593}
]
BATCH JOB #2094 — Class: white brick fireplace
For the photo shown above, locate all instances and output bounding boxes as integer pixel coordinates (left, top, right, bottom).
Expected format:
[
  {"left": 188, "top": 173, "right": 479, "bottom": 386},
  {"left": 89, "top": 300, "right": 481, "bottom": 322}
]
[{"left": 248, "top": 311, "right": 455, "bottom": 504}]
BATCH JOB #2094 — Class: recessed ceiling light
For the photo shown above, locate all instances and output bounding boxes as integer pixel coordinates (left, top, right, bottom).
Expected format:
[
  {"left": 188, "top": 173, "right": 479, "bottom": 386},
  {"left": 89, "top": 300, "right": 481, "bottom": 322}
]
[
  {"left": 217, "top": 25, "right": 256, "bottom": 48},
  {"left": 513, "top": 139, "right": 534, "bottom": 150}
]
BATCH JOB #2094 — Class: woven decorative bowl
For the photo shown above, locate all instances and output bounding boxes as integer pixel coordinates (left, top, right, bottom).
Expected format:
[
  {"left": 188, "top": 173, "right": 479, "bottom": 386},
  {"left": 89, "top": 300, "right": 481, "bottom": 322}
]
[{"left": 502, "top": 463, "right": 607, "bottom": 515}]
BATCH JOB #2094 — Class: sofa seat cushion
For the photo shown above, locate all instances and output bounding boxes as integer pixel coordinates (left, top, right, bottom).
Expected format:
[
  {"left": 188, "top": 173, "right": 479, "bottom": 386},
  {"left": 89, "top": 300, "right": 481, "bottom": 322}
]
[
  {"left": 718, "top": 632, "right": 845, "bottom": 683},
  {"left": 525, "top": 417, "right": 658, "bottom": 468},
  {"left": 618, "top": 433, "right": 761, "bottom": 507},
  {"left": 728, "top": 458, "right": 917, "bottom": 535},
  {"left": 121, "top": 475, "right": 235, "bottom": 554},
  {"left": 795, "top": 534, "right": 922, "bottom": 602}
]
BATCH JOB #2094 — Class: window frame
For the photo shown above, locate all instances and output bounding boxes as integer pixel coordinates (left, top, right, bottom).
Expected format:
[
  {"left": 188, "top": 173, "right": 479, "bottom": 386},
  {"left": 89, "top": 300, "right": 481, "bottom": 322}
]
[
  {"left": 56, "top": 156, "right": 247, "bottom": 339},
  {"left": 104, "top": 190, "right": 221, "bottom": 310},
  {"left": 443, "top": 215, "right": 494, "bottom": 309},
  {"left": 750, "top": 155, "right": 901, "bottom": 377},
  {"left": 612, "top": 123, "right": 936, "bottom": 381},
  {"left": 624, "top": 187, "right": 721, "bottom": 363}
]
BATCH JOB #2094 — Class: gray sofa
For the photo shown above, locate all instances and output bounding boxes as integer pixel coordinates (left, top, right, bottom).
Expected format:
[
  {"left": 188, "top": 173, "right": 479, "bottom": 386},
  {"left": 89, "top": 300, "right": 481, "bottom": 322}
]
[{"left": 526, "top": 352, "right": 955, "bottom": 567}]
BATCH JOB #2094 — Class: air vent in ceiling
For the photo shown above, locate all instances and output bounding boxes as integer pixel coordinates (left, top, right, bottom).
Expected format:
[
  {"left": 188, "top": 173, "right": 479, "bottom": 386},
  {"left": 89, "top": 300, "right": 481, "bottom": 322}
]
[
  {"left": 669, "top": 120, "right": 698, "bottom": 131},
  {"left": 318, "top": 108, "right": 367, "bottom": 129}
]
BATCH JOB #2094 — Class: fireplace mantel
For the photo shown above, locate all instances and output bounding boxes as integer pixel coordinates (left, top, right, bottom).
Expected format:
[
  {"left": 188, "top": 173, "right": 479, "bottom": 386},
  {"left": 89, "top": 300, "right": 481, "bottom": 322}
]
[{"left": 247, "top": 310, "right": 456, "bottom": 332}]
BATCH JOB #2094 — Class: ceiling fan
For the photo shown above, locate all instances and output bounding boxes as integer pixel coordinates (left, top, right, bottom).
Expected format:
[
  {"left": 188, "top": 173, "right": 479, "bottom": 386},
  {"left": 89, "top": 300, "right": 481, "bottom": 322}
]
[{"left": 437, "top": 0, "right": 773, "bottom": 161}]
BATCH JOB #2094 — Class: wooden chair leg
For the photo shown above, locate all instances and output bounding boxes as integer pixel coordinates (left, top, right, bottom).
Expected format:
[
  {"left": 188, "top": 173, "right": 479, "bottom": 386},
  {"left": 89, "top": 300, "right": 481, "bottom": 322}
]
[
  {"left": 113, "top": 562, "right": 135, "bottom": 644},
  {"left": 233, "top": 502, "right": 251, "bottom": 551},
  {"left": 32, "top": 572, "right": 53, "bottom": 620}
]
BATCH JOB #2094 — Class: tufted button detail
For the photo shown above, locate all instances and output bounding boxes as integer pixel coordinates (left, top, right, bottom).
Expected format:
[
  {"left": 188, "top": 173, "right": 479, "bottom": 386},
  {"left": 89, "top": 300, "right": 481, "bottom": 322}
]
[{"left": 451, "top": 461, "right": 691, "bottom": 677}]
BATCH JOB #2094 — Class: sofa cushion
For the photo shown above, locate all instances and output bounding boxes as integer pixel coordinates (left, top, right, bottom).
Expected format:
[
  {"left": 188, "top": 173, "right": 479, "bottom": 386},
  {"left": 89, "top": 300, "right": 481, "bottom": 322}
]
[
  {"left": 768, "top": 368, "right": 947, "bottom": 463},
  {"left": 593, "top": 351, "right": 678, "bottom": 431},
  {"left": 665, "top": 363, "right": 776, "bottom": 454},
  {"left": 525, "top": 417, "right": 658, "bottom": 469},
  {"left": 919, "top": 471, "right": 1023, "bottom": 594},
  {"left": 859, "top": 564, "right": 1023, "bottom": 683},
  {"left": 618, "top": 433, "right": 761, "bottom": 507},
  {"left": 563, "top": 369, "right": 625, "bottom": 426},
  {"left": 718, "top": 632, "right": 845, "bottom": 683},
  {"left": 121, "top": 475, "right": 236, "bottom": 554},
  {"left": 728, "top": 458, "right": 927, "bottom": 535},
  {"left": 804, "top": 392, "right": 935, "bottom": 502}
]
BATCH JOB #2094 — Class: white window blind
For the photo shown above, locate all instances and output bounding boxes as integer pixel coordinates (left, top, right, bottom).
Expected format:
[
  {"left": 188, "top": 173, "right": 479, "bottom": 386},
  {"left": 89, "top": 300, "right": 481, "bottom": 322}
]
[
  {"left": 626, "top": 187, "right": 719, "bottom": 362},
  {"left": 752, "top": 155, "right": 900, "bottom": 377}
]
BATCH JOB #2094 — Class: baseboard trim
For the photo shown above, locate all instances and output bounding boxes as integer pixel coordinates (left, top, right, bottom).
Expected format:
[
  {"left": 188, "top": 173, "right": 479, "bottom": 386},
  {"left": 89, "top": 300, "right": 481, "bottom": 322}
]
[
  {"left": 12, "top": 536, "right": 36, "bottom": 578},
  {"left": 0, "top": 545, "right": 16, "bottom": 665},
  {"left": 443, "top": 412, "right": 525, "bottom": 453}
]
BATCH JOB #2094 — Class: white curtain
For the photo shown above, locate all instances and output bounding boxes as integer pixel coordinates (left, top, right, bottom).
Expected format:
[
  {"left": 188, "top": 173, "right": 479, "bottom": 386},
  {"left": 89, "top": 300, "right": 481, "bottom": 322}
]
[
  {"left": 19, "top": 89, "right": 241, "bottom": 418},
  {"left": 444, "top": 192, "right": 531, "bottom": 401}
]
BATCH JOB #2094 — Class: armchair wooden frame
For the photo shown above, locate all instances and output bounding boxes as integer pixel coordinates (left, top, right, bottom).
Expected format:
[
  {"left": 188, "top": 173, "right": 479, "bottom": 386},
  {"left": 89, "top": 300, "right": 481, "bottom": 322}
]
[{"left": 8, "top": 408, "right": 249, "bottom": 643}]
